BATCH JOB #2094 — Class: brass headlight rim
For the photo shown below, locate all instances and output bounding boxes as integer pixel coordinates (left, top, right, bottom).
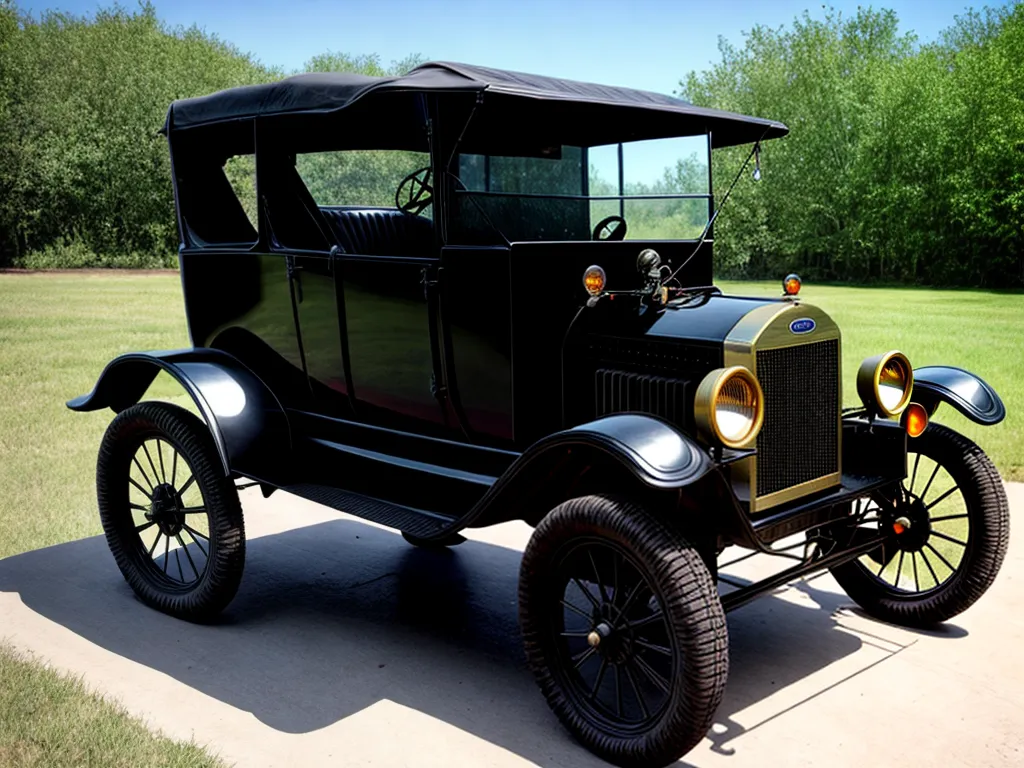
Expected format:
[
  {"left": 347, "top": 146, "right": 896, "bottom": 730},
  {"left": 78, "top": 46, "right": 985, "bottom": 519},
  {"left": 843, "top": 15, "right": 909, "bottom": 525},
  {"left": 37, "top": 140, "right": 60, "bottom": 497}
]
[
  {"left": 695, "top": 366, "right": 765, "bottom": 450},
  {"left": 859, "top": 350, "right": 914, "bottom": 418}
]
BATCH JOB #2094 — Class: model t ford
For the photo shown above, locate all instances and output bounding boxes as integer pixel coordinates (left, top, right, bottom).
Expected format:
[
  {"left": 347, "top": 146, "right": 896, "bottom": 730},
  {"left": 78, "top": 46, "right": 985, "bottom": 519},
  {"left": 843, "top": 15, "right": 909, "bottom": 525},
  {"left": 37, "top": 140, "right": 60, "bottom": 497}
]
[{"left": 70, "top": 62, "right": 1009, "bottom": 766}]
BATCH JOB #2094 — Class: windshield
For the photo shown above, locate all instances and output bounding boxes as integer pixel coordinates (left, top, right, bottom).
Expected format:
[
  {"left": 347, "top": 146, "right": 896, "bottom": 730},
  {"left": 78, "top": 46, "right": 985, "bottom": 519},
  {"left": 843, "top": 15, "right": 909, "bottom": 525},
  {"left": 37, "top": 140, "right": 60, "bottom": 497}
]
[{"left": 451, "top": 135, "right": 710, "bottom": 244}]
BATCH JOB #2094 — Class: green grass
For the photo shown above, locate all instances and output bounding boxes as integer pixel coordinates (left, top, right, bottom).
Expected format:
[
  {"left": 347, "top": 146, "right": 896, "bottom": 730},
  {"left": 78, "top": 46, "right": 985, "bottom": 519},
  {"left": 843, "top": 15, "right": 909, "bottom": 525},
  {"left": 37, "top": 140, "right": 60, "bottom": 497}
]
[
  {"left": 0, "top": 272, "right": 192, "bottom": 561},
  {"left": 0, "top": 642, "right": 222, "bottom": 768}
]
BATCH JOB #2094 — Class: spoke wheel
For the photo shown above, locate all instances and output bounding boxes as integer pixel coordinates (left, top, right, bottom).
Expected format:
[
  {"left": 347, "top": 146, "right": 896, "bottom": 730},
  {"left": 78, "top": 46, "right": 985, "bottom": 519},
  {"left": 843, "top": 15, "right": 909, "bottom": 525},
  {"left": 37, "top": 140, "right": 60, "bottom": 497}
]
[
  {"left": 520, "top": 495, "right": 727, "bottom": 767},
  {"left": 97, "top": 402, "right": 245, "bottom": 621},
  {"left": 552, "top": 538, "right": 675, "bottom": 731},
  {"left": 830, "top": 423, "right": 1009, "bottom": 627}
]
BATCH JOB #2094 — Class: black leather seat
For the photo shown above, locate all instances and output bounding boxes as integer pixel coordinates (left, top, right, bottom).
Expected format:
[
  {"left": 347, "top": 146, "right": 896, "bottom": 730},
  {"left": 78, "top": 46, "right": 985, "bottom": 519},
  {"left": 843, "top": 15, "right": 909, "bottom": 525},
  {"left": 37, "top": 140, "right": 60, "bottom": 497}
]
[{"left": 319, "top": 207, "right": 434, "bottom": 257}]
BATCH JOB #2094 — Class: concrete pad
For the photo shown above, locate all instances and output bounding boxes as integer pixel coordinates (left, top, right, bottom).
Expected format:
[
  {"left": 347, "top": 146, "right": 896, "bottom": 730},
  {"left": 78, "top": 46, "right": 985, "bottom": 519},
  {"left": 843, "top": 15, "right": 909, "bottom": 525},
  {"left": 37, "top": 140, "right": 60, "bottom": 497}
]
[{"left": 1, "top": 485, "right": 1021, "bottom": 767}]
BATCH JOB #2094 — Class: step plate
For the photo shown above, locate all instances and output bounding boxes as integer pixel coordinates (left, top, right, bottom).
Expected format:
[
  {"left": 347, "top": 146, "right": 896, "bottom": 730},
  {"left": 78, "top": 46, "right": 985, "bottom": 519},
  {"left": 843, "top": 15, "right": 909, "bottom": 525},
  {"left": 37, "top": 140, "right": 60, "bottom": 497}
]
[{"left": 283, "top": 483, "right": 457, "bottom": 539}]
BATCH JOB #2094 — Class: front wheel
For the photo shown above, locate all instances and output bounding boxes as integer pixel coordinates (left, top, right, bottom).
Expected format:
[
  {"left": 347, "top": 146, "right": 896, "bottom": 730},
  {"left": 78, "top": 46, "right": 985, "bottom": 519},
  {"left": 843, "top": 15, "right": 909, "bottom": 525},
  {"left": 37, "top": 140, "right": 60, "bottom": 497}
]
[
  {"left": 519, "top": 495, "right": 727, "bottom": 768},
  {"left": 830, "top": 423, "right": 1009, "bottom": 627},
  {"left": 97, "top": 401, "right": 246, "bottom": 622}
]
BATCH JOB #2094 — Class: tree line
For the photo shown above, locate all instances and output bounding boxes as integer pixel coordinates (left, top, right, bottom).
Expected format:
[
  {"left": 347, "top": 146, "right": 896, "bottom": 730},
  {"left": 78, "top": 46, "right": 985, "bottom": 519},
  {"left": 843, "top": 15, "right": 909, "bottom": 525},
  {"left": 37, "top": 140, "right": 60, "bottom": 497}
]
[
  {"left": 0, "top": 3, "right": 416, "bottom": 267},
  {"left": 682, "top": 4, "right": 1024, "bottom": 287},
  {"left": 1, "top": 1, "right": 1020, "bottom": 286}
]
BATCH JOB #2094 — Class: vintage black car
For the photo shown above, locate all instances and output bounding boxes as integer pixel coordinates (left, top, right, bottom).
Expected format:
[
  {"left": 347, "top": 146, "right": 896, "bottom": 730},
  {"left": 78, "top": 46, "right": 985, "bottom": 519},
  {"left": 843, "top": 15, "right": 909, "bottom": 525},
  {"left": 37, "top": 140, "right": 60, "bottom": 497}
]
[{"left": 70, "top": 62, "right": 1009, "bottom": 767}]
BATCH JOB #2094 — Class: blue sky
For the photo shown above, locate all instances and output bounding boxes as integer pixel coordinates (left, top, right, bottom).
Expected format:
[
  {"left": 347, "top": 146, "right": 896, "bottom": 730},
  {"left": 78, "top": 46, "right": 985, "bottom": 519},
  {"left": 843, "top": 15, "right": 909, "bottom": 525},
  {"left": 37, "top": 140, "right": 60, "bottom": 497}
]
[{"left": 19, "top": 0, "right": 1007, "bottom": 98}]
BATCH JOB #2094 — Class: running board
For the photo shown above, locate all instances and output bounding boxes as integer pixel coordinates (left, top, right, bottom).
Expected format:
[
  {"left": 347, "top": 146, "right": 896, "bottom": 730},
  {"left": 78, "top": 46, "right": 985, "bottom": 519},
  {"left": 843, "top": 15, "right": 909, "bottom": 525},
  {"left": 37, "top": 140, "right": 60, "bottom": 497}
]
[{"left": 283, "top": 483, "right": 458, "bottom": 540}]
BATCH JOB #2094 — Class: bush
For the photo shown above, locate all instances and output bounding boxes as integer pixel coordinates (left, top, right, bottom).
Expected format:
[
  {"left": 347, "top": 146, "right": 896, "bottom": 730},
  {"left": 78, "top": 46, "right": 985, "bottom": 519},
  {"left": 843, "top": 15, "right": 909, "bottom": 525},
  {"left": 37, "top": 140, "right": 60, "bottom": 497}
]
[{"left": 14, "top": 238, "right": 174, "bottom": 269}]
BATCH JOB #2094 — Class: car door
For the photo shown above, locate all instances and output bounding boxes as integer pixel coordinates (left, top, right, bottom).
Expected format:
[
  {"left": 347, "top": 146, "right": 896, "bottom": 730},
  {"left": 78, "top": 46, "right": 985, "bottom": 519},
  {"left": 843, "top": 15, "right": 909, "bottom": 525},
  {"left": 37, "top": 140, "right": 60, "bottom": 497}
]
[
  {"left": 282, "top": 147, "right": 451, "bottom": 434},
  {"left": 338, "top": 248, "right": 449, "bottom": 434},
  {"left": 289, "top": 248, "right": 354, "bottom": 417},
  {"left": 258, "top": 149, "right": 353, "bottom": 418}
]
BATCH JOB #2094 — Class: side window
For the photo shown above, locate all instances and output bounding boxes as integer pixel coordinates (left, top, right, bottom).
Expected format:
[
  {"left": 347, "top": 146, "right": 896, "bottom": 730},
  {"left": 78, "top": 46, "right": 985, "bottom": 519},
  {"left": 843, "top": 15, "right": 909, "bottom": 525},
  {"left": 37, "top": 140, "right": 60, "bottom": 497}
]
[
  {"left": 453, "top": 147, "right": 588, "bottom": 242},
  {"left": 588, "top": 136, "right": 711, "bottom": 240},
  {"left": 177, "top": 152, "right": 258, "bottom": 248},
  {"left": 294, "top": 150, "right": 434, "bottom": 257},
  {"left": 297, "top": 150, "right": 432, "bottom": 218},
  {"left": 223, "top": 155, "right": 257, "bottom": 231},
  {"left": 457, "top": 147, "right": 583, "bottom": 195}
]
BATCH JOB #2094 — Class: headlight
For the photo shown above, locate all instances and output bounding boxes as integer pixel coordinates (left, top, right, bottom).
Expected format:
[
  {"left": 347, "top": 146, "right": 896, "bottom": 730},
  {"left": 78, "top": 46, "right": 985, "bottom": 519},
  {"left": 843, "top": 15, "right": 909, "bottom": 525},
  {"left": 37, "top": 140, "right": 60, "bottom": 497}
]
[
  {"left": 857, "top": 350, "right": 913, "bottom": 417},
  {"left": 694, "top": 366, "right": 764, "bottom": 449}
]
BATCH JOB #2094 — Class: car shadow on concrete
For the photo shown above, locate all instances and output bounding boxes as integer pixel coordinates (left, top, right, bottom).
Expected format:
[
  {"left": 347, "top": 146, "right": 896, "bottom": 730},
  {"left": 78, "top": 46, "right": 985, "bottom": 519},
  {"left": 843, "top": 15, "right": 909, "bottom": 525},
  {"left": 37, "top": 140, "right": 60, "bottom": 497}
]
[{"left": 0, "top": 516, "right": 967, "bottom": 767}]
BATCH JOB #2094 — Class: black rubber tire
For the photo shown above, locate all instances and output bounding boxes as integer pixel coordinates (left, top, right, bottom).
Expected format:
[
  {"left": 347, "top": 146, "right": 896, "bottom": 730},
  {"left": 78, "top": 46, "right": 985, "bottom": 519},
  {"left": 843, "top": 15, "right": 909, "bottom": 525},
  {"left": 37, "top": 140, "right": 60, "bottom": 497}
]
[
  {"left": 831, "top": 423, "right": 1009, "bottom": 627},
  {"left": 97, "top": 401, "right": 245, "bottom": 622},
  {"left": 519, "top": 495, "right": 728, "bottom": 768},
  {"left": 401, "top": 531, "right": 467, "bottom": 548}
]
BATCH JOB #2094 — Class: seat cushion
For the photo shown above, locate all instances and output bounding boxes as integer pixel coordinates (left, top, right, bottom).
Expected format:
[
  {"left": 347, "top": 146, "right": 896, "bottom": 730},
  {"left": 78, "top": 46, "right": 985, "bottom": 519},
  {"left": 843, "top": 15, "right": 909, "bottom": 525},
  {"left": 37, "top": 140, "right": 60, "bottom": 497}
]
[{"left": 320, "top": 207, "right": 434, "bottom": 257}]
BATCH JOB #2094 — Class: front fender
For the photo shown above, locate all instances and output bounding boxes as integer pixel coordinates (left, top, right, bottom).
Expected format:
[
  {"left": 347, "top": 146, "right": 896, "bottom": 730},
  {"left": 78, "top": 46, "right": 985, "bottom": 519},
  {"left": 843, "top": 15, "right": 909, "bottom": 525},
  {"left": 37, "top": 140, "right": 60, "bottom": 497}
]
[
  {"left": 553, "top": 414, "right": 715, "bottom": 488},
  {"left": 67, "top": 348, "right": 291, "bottom": 478},
  {"left": 913, "top": 366, "right": 1005, "bottom": 426},
  {"left": 458, "top": 414, "right": 734, "bottom": 533}
]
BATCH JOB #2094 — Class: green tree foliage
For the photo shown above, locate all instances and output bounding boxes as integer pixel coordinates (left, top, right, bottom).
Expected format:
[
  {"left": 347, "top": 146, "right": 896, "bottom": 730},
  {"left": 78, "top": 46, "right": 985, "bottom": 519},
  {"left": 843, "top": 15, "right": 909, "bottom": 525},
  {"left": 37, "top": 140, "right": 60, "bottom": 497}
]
[
  {"left": 2, "top": 1, "right": 1020, "bottom": 286},
  {"left": 681, "top": 4, "right": 1024, "bottom": 287},
  {"left": 0, "top": 3, "right": 428, "bottom": 267},
  {"left": 0, "top": 2, "right": 277, "bottom": 266}
]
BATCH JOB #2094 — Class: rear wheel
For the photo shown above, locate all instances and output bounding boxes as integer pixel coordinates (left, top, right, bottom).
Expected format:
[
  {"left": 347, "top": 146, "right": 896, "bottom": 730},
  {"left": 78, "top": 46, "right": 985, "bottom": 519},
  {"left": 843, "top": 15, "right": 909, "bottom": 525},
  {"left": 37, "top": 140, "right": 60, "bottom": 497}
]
[
  {"left": 830, "top": 423, "right": 1009, "bottom": 626},
  {"left": 97, "top": 402, "right": 245, "bottom": 621},
  {"left": 519, "top": 495, "right": 727, "bottom": 767}
]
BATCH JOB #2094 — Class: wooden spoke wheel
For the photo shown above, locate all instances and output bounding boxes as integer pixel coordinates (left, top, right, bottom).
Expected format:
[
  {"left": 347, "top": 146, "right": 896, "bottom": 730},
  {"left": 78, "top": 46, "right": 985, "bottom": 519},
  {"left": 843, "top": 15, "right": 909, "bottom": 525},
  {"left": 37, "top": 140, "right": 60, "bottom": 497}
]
[
  {"left": 519, "top": 495, "right": 728, "bottom": 767},
  {"left": 97, "top": 402, "right": 245, "bottom": 621},
  {"left": 830, "top": 423, "right": 1009, "bottom": 626}
]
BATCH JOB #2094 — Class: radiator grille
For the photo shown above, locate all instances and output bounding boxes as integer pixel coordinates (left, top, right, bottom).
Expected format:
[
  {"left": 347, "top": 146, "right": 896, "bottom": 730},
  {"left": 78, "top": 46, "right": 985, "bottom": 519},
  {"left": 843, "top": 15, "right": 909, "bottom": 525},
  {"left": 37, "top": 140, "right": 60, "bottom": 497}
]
[
  {"left": 595, "top": 369, "right": 687, "bottom": 427},
  {"left": 586, "top": 336, "right": 719, "bottom": 378},
  {"left": 756, "top": 340, "right": 839, "bottom": 497}
]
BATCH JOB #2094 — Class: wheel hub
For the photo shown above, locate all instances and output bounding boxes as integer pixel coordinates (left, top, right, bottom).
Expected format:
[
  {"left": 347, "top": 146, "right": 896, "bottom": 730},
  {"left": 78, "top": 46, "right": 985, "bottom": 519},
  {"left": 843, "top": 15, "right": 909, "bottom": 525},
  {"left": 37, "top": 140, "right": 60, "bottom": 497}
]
[
  {"left": 883, "top": 495, "right": 931, "bottom": 553},
  {"left": 585, "top": 607, "right": 637, "bottom": 665},
  {"left": 147, "top": 483, "right": 185, "bottom": 537}
]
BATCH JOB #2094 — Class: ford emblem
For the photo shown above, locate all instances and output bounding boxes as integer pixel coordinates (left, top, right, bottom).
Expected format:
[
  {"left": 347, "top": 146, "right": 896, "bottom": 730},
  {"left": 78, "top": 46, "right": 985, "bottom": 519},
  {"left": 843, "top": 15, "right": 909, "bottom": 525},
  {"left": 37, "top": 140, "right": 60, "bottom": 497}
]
[{"left": 789, "top": 317, "right": 816, "bottom": 335}]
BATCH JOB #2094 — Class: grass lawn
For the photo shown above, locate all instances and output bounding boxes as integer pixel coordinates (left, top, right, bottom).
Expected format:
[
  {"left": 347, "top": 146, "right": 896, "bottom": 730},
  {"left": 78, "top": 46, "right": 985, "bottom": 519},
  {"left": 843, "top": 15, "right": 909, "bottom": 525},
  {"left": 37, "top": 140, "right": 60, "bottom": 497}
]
[
  {"left": 0, "top": 271, "right": 1020, "bottom": 764},
  {"left": 0, "top": 642, "right": 221, "bottom": 768}
]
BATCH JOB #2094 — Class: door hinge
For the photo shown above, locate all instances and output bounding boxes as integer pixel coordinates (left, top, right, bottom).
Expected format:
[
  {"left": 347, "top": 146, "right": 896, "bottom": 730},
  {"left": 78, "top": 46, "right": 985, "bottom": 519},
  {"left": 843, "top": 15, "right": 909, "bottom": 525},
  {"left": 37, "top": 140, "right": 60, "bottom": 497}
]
[
  {"left": 420, "top": 266, "right": 441, "bottom": 298},
  {"left": 287, "top": 255, "right": 304, "bottom": 302}
]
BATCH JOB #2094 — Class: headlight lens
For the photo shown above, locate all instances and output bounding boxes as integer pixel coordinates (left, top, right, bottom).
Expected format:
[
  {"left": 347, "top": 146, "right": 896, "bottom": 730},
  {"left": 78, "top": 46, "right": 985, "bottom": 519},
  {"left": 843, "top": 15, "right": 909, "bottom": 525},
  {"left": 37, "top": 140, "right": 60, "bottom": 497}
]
[
  {"left": 857, "top": 351, "right": 913, "bottom": 417},
  {"left": 695, "top": 366, "right": 765, "bottom": 449}
]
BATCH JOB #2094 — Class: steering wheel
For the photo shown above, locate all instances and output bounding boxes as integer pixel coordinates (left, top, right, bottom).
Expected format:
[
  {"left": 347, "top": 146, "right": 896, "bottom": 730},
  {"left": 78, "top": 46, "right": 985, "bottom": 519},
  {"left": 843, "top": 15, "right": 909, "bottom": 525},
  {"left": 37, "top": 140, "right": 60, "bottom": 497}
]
[
  {"left": 593, "top": 215, "right": 627, "bottom": 241},
  {"left": 396, "top": 166, "right": 433, "bottom": 216}
]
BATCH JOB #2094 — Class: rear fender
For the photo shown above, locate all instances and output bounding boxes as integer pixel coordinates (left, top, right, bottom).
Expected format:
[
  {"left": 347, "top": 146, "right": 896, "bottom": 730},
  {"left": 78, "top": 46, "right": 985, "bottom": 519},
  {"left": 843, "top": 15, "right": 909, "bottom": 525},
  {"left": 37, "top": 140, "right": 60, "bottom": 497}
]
[
  {"left": 912, "top": 366, "right": 1005, "bottom": 426},
  {"left": 67, "top": 348, "right": 291, "bottom": 478}
]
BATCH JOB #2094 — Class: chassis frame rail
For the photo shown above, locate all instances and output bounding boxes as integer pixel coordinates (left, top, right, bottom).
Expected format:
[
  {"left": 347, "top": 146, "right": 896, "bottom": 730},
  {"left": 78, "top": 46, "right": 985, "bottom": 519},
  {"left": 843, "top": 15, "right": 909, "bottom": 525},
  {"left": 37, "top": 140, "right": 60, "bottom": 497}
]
[{"left": 719, "top": 531, "right": 887, "bottom": 612}]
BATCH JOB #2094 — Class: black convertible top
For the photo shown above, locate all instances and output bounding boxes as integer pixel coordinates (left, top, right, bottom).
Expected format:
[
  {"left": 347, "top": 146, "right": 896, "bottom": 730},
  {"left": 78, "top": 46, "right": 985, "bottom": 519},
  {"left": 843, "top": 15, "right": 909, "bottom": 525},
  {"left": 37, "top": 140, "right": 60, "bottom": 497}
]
[{"left": 165, "top": 61, "right": 786, "bottom": 150}]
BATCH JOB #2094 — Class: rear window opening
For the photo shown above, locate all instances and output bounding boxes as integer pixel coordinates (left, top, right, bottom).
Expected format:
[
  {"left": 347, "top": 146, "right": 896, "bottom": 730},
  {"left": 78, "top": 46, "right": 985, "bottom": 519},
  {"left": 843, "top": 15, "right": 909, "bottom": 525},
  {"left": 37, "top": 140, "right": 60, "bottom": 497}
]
[{"left": 177, "top": 152, "right": 258, "bottom": 248}]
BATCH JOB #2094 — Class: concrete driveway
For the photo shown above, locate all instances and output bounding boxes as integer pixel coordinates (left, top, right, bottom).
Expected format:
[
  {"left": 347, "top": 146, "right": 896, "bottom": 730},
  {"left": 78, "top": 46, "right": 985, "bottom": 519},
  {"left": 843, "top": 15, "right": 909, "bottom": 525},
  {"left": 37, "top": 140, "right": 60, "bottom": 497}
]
[{"left": 1, "top": 485, "right": 1021, "bottom": 767}]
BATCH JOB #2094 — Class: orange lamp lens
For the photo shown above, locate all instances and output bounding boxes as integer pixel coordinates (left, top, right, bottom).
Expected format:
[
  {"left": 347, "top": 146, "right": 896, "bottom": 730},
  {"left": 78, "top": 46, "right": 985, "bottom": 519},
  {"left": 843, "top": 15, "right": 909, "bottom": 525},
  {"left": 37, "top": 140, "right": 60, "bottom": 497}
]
[
  {"left": 783, "top": 273, "right": 801, "bottom": 296},
  {"left": 902, "top": 402, "right": 928, "bottom": 438},
  {"left": 583, "top": 265, "right": 606, "bottom": 296}
]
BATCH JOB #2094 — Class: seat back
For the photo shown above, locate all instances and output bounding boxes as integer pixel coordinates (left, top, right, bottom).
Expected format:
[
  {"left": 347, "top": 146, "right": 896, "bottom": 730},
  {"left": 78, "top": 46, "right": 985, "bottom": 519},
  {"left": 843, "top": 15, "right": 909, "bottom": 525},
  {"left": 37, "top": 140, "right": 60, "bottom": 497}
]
[{"left": 320, "top": 206, "right": 434, "bottom": 257}]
